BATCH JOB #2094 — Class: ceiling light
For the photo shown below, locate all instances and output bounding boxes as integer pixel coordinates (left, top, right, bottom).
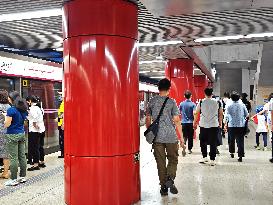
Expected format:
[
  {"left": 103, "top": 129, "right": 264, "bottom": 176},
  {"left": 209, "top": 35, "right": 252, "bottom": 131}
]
[
  {"left": 138, "top": 40, "right": 182, "bottom": 47},
  {"left": 0, "top": 8, "right": 62, "bottom": 22},
  {"left": 139, "top": 60, "right": 166, "bottom": 64},
  {"left": 156, "top": 55, "right": 164, "bottom": 60},
  {"left": 227, "top": 61, "right": 230, "bottom": 64},
  {"left": 55, "top": 48, "right": 63, "bottom": 52},
  {"left": 139, "top": 71, "right": 150, "bottom": 74},
  {"left": 194, "top": 35, "right": 244, "bottom": 42},
  {"left": 150, "top": 76, "right": 165, "bottom": 79},
  {"left": 245, "top": 32, "right": 273, "bottom": 38},
  {"left": 248, "top": 60, "right": 251, "bottom": 63},
  {"left": 194, "top": 68, "right": 200, "bottom": 71}
]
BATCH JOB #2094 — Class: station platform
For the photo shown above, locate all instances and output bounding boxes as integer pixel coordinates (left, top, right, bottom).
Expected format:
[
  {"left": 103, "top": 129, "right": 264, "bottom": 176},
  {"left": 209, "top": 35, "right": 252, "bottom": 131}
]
[{"left": 0, "top": 126, "right": 272, "bottom": 205}]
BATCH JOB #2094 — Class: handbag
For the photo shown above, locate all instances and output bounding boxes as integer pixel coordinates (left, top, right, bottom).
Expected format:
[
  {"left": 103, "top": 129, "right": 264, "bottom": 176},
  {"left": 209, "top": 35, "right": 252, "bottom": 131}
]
[{"left": 144, "top": 97, "right": 169, "bottom": 144}]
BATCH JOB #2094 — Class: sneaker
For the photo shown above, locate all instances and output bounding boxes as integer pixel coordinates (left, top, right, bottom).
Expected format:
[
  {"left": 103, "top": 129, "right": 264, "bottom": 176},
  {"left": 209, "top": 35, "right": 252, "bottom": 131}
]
[
  {"left": 17, "top": 177, "right": 27, "bottom": 183},
  {"left": 4, "top": 179, "right": 19, "bottom": 186},
  {"left": 188, "top": 150, "right": 192, "bottom": 154},
  {"left": 230, "top": 153, "right": 235, "bottom": 158},
  {"left": 238, "top": 157, "right": 243, "bottom": 162},
  {"left": 182, "top": 149, "right": 186, "bottom": 157},
  {"left": 199, "top": 157, "right": 209, "bottom": 164},
  {"left": 254, "top": 146, "right": 261, "bottom": 150},
  {"left": 39, "top": 163, "right": 46, "bottom": 168},
  {"left": 263, "top": 147, "right": 267, "bottom": 151},
  {"left": 209, "top": 160, "right": 216, "bottom": 166},
  {"left": 269, "top": 158, "right": 273, "bottom": 163},
  {"left": 27, "top": 166, "right": 40, "bottom": 171},
  {"left": 170, "top": 184, "right": 178, "bottom": 194},
  {"left": 160, "top": 185, "right": 168, "bottom": 196}
]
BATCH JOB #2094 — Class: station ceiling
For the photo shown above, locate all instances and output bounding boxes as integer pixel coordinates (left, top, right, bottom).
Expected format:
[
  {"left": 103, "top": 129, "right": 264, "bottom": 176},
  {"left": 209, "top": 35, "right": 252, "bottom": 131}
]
[{"left": 0, "top": 0, "right": 273, "bottom": 80}]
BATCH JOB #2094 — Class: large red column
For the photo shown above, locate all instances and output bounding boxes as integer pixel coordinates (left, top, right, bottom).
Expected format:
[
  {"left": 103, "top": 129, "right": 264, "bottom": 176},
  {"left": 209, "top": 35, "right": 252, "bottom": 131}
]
[
  {"left": 165, "top": 59, "right": 194, "bottom": 104},
  {"left": 194, "top": 75, "right": 209, "bottom": 101},
  {"left": 63, "top": 1, "right": 140, "bottom": 205}
]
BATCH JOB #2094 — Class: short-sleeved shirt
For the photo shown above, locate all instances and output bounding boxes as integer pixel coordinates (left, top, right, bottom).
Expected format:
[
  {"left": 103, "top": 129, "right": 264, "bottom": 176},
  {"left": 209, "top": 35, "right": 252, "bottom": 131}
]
[
  {"left": 197, "top": 98, "right": 221, "bottom": 128},
  {"left": 179, "top": 100, "right": 196, "bottom": 124},
  {"left": 225, "top": 101, "right": 248, "bottom": 127},
  {"left": 147, "top": 95, "right": 180, "bottom": 143},
  {"left": 6, "top": 107, "right": 27, "bottom": 134},
  {"left": 263, "top": 99, "right": 273, "bottom": 124},
  {"left": 0, "top": 104, "right": 10, "bottom": 135},
  {"left": 256, "top": 115, "right": 267, "bottom": 133}
]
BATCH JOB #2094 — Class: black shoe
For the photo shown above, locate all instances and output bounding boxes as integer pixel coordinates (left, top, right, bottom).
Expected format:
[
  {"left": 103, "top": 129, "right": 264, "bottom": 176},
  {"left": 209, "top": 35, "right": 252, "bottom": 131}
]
[
  {"left": 160, "top": 185, "right": 168, "bottom": 196},
  {"left": 58, "top": 155, "right": 64, "bottom": 158},
  {"left": 39, "top": 163, "right": 46, "bottom": 168},
  {"left": 216, "top": 149, "right": 220, "bottom": 155},
  {"left": 188, "top": 150, "right": 192, "bottom": 154},
  {"left": 238, "top": 157, "right": 242, "bottom": 162},
  {"left": 269, "top": 158, "right": 273, "bottom": 163},
  {"left": 165, "top": 176, "right": 174, "bottom": 188},
  {"left": 170, "top": 184, "right": 178, "bottom": 194},
  {"left": 230, "top": 153, "right": 234, "bottom": 158},
  {"left": 27, "top": 166, "right": 40, "bottom": 171}
]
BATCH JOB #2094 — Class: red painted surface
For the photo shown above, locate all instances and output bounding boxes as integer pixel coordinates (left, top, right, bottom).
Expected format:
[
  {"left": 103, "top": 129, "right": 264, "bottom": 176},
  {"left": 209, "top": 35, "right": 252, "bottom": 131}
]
[
  {"left": 194, "top": 75, "right": 209, "bottom": 101},
  {"left": 165, "top": 59, "right": 194, "bottom": 105},
  {"left": 63, "top": 1, "right": 140, "bottom": 204}
]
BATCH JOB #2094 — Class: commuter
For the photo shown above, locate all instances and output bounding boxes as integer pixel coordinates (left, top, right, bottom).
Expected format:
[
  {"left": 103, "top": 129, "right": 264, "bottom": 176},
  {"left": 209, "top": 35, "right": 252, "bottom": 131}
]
[
  {"left": 224, "top": 91, "right": 249, "bottom": 162},
  {"left": 241, "top": 93, "right": 251, "bottom": 113},
  {"left": 193, "top": 87, "right": 223, "bottom": 166},
  {"left": 58, "top": 99, "right": 64, "bottom": 158},
  {"left": 221, "top": 92, "right": 231, "bottom": 138},
  {"left": 179, "top": 90, "right": 196, "bottom": 154},
  {"left": 0, "top": 90, "right": 10, "bottom": 179},
  {"left": 146, "top": 78, "right": 185, "bottom": 196},
  {"left": 35, "top": 96, "right": 46, "bottom": 168},
  {"left": 4, "top": 91, "right": 28, "bottom": 186},
  {"left": 26, "top": 96, "right": 45, "bottom": 171},
  {"left": 252, "top": 106, "right": 268, "bottom": 151}
]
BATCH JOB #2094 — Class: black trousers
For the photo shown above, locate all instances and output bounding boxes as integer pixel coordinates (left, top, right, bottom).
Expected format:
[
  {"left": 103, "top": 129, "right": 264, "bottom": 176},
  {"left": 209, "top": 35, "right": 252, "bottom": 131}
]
[
  {"left": 28, "top": 132, "right": 40, "bottom": 164},
  {"left": 39, "top": 132, "right": 45, "bottom": 161},
  {"left": 182, "top": 123, "right": 194, "bottom": 150},
  {"left": 58, "top": 127, "right": 64, "bottom": 156},
  {"left": 199, "top": 127, "right": 218, "bottom": 160},
  {"left": 229, "top": 127, "right": 245, "bottom": 158}
]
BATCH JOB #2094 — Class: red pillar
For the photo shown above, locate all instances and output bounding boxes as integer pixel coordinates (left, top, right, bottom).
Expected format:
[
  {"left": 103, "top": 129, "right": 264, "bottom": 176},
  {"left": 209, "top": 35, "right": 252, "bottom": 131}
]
[
  {"left": 194, "top": 75, "right": 209, "bottom": 101},
  {"left": 165, "top": 59, "right": 194, "bottom": 104},
  {"left": 63, "top": 1, "right": 140, "bottom": 205}
]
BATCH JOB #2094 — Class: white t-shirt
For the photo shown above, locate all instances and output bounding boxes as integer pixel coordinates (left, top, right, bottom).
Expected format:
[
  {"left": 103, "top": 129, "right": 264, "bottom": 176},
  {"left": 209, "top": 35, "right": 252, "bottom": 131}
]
[
  {"left": 256, "top": 115, "right": 267, "bottom": 133},
  {"left": 27, "top": 104, "right": 45, "bottom": 133},
  {"left": 197, "top": 98, "right": 221, "bottom": 128},
  {"left": 263, "top": 99, "right": 273, "bottom": 124}
]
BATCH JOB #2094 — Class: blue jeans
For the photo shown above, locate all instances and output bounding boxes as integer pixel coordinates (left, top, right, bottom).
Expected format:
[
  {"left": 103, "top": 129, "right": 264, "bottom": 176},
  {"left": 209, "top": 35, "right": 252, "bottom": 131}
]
[{"left": 256, "top": 132, "right": 267, "bottom": 147}]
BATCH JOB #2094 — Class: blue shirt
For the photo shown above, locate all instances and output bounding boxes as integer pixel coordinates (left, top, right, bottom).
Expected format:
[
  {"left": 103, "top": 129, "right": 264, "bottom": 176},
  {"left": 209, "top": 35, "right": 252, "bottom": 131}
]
[
  {"left": 6, "top": 107, "right": 27, "bottom": 134},
  {"left": 179, "top": 99, "right": 196, "bottom": 124},
  {"left": 225, "top": 101, "right": 248, "bottom": 127}
]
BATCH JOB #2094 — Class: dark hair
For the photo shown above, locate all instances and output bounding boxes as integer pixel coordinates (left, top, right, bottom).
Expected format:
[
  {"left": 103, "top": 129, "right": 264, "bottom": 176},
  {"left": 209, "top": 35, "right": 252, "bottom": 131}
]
[
  {"left": 204, "top": 87, "right": 213, "bottom": 97},
  {"left": 158, "top": 78, "right": 171, "bottom": 91},
  {"left": 241, "top": 93, "right": 248, "bottom": 99},
  {"left": 231, "top": 91, "right": 240, "bottom": 102},
  {"left": 0, "top": 89, "right": 9, "bottom": 104},
  {"left": 26, "top": 95, "right": 38, "bottom": 103},
  {"left": 268, "top": 93, "right": 273, "bottom": 101},
  {"left": 223, "top": 92, "right": 230, "bottom": 98},
  {"left": 184, "top": 90, "right": 192, "bottom": 99},
  {"left": 9, "top": 91, "right": 28, "bottom": 112}
]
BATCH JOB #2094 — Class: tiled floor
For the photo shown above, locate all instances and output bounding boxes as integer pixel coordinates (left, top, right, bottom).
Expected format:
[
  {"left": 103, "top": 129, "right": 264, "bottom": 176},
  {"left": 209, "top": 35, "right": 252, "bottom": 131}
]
[{"left": 0, "top": 125, "right": 272, "bottom": 205}]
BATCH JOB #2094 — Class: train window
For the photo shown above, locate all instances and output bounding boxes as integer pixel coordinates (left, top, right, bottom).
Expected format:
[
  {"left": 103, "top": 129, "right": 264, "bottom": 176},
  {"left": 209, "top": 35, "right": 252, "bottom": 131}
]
[{"left": 0, "top": 78, "right": 15, "bottom": 92}]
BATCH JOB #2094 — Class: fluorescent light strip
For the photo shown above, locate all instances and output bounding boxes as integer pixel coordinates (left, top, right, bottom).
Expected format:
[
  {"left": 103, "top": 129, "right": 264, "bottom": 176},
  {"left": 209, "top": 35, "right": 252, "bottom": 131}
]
[
  {"left": 195, "top": 32, "right": 273, "bottom": 43},
  {"left": 139, "top": 60, "right": 166, "bottom": 64},
  {"left": 138, "top": 40, "right": 182, "bottom": 47},
  {"left": 0, "top": 8, "right": 62, "bottom": 22},
  {"left": 150, "top": 76, "right": 165, "bottom": 79},
  {"left": 139, "top": 71, "right": 150, "bottom": 74}
]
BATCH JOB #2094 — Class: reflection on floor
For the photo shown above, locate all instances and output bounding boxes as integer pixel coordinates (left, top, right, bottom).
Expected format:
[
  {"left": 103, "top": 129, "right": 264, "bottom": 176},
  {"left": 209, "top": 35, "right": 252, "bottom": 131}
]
[{"left": 0, "top": 126, "right": 272, "bottom": 205}]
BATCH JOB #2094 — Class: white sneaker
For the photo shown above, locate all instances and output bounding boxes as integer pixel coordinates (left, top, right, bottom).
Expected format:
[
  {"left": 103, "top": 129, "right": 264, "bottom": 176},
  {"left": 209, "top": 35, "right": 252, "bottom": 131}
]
[
  {"left": 263, "top": 147, "right": 267, "bottom": 151},
  {"left": 199, "top": 157, "right": 209, "bottom": 164},
  {"left": 4, "top": 179, "right": 19, "bottom": 186},
  {"left": 209, "top": 160, "right": 216, "bottom": 166},
  {"left": 17, "top": 177, "right": 27, "bottom": 183}
]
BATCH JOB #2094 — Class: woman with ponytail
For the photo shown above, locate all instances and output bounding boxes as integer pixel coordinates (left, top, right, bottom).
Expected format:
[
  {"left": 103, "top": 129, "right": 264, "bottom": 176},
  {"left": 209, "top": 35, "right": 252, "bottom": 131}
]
[{"left": 4, "top": 91, "right": 28, "bottom": 186}]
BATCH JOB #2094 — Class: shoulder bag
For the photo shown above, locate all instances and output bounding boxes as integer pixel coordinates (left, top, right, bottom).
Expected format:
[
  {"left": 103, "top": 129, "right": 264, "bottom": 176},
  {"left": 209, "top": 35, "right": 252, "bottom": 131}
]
[{"left": 144, "top": 97, "right": 169, "bottom": 144}]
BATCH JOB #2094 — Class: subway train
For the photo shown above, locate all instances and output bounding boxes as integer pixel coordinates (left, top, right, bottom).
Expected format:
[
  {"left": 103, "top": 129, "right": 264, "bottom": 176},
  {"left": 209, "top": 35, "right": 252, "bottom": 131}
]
[{"left": 0, "top": 62, "right": 158, "bottom": 153}]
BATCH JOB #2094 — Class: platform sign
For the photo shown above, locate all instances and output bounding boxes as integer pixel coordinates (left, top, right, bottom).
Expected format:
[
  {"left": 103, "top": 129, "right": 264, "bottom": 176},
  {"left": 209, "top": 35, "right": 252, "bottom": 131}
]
[
  {"left": 22, "top": 80, "right": 29, "bottom": 87},
  {"left": 0, "top": 56, "right": 62, "bottom": 81}
]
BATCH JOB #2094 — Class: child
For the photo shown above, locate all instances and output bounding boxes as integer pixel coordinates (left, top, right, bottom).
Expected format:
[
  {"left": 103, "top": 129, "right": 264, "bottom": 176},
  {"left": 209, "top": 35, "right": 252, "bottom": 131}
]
[{"left": 253, "top": 106, "right": 268, "bottom": 151}]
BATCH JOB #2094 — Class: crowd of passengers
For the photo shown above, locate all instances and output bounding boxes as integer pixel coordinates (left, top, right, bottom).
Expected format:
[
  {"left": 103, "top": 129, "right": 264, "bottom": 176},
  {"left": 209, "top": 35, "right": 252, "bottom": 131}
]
[
  {"left": 145, "top": 78, "right": 273, "bottom": 196},
  {"left": 0, "top": 90, "right": 64, "bottom": 186}
]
